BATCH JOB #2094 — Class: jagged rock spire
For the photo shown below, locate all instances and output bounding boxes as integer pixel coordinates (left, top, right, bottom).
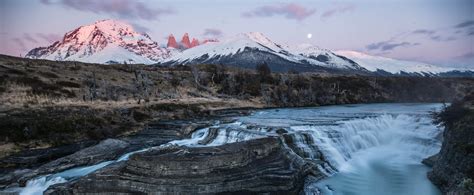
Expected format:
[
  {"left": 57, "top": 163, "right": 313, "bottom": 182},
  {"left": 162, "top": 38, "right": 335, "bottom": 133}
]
[
  {"left": 181, "top": 33, "right": 191, "bottom": 48},
  {"left": 167, "top": 34, "right": 178, "bottom": 48}
]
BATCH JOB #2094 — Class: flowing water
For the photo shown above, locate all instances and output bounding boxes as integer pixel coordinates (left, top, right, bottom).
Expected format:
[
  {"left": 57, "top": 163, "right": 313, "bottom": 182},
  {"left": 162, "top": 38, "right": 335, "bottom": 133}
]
[{"left": 7, "top": 103, "right": 443, "bottom": 195}]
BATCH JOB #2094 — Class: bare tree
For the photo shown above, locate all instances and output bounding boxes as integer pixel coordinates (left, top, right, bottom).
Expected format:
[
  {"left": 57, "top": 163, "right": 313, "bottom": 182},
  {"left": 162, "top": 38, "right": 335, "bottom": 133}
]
[
  {"left": 190, "top": 65, "right": 200, "bottom": 87},
  {"left": 133, "top": 69, "right": 153, "bottom": 104},
  {"left": 103, "top": 80, "right": 119, "bottom": 101},
  {"left": 85, "top": 71, "right": 98, "bottom": 101}
]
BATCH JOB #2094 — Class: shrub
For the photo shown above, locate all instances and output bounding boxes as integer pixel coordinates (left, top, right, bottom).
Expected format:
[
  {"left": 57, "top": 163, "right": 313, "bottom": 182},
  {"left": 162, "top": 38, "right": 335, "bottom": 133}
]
[
  {"left": 434, "top": 100, "right": 469, "bottom": 128},
  {"left": 38, "top": 71, "right": 60, "bottom": 78},
  {"left": 256, "top": 62, "right": 271, "bottom": 83},
  {"left": 56, "top": 81, "right": 81, "bottom": 88}
]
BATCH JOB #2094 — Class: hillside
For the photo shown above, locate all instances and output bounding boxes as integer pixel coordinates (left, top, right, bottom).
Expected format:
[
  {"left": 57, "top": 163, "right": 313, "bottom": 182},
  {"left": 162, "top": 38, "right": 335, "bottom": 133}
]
[{"left": 0, "top": 54, "right": 473, "bottom": 159}]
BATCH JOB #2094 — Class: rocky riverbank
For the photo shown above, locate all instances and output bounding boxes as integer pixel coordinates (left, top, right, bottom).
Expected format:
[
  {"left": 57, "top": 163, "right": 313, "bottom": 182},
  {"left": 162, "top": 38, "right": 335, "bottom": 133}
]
[
  {"left": 0, "top": 108, "right": 252, "bottom": 189},
  {"left": 425, "top": 94, "right": 474, "bottom": 194},
  {"left": 45, "top": 137, "right": 317, "bottom": 194}
]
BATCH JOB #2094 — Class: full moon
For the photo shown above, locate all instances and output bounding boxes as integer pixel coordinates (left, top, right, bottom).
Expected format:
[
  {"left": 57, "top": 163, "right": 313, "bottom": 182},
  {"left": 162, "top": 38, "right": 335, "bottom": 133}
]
[{"left": 307, "top": 33, "right": 312, "bottom": 39}]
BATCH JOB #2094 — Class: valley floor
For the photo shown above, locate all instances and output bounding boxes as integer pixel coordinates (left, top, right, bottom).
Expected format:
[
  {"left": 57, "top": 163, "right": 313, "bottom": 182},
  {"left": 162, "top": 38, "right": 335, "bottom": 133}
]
[{"left": 0, "top": 55, "right": 473, "bottom": 192}]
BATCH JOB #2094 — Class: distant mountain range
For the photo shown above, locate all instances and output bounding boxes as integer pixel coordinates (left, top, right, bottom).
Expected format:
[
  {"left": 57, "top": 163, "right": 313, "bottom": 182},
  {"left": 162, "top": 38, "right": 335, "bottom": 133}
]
[
  {"left": 334, "top": 50, "right": 459, "bottom": 75},
  {"left": 26, "top": 19, "right": 472, "bottom": 75},
  {"left": 159, "top": 32, "right": 364, "bottom": 72}
]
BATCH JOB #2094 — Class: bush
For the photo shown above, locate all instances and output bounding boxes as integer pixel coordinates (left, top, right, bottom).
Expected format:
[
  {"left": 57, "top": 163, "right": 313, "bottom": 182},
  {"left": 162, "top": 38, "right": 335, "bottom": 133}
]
[
  {"left": 434, "top": 100, "right": 469, "bottom": 128},
  {"left": 38, "top": 71, "right": 60, "bottom": 78},
  {"left": 56, "top": 81, "right": 81, "bottom": 88},
  {"left": 256, "top": 62, "right": 271, "bottom": 83}
]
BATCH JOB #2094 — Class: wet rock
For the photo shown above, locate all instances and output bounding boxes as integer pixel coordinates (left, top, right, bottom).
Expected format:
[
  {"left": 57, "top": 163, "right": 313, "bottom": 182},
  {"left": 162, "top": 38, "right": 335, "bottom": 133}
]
[
  {"left": 197, "top": 127, "right": 219, "bottom": 145},
  {"left": 18, "top": 139, "right": 129, "bottom": 186},
  {"left": 181, "top": 122, "right": 213, "bottom": 136},
  {"left": 276, "top": 128, "right": 288, "bottom": 134},
  {"left": 0, "top": 141, "right": 96, "bottom": 188},
  {"left": 422, "top": 153, "right": 438, "bottom": 167},
  {"left": 0, "top": 141, "right": 97, "bottom": 172},
  {"left": 46, "top": 137, "right": 317, "bottom": 194},
  {"left": 121, "top": 120, "right": 214, "bottom": 151},
  {"left": 0, "top": 169, "right": 30, "bottom": 189}
]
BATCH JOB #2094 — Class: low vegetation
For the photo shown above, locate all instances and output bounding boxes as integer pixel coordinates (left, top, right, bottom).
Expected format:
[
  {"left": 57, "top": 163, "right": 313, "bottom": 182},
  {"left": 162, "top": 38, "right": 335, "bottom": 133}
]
[{"left": 0, "top": 54, "right": 473, "bottom": 156}]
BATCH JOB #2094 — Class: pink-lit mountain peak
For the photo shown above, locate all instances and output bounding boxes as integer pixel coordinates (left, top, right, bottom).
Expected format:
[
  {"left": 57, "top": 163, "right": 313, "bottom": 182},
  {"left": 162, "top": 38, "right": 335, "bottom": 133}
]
[
  {"left": 191, "top": 38, "right": 200, "bottom": 47},
  {"left": 167, "top": 33, "right": 206, "bottom": 49},
  {"left": 63, "top": 19, "right": 153, "bottom": 45},
  {"left": 26, "top": 19, "right": 170, "bottom": 64},
  {"left": 181, "top": 33, "right": 192, "bottom": 48},
  {"left": 167, "top": 34, "right": 179, "bottom": 49}
]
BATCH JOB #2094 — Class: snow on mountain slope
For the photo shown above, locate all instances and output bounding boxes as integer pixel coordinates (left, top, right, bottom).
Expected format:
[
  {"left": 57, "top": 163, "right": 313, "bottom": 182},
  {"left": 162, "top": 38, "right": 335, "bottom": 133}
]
[
  {"left": 163, "top": 32, "right": 292, "bottom": 63},
  {"left": 335, "top": 50, "right": 455, "bottom": 74},
  {"left": 160, "top": 32, "right": 365, "bottom": 71},
  {"left": 287, "top": 44, "right": 363, "bottom": 70},
  {"left": 26, "top": 19, "right": 172, "bottom": 64}
]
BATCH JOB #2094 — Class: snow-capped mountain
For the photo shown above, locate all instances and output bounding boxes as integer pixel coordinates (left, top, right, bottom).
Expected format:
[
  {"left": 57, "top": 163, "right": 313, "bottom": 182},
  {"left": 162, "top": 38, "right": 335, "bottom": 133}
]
[
  {"left": 24, "top": 19, "right": 467, "bottom": 76},
  {"left": 287, "top": 44, "right": 363, "bottom": 70},
  {"left": 334, "top": 50, "right": 460, "bottom": 75},
  {"left": 159, "top": 32, "right": 365, "bottom": 72},
  {"left": 26, "top": 19, "right": 172, "bottom": 64}
]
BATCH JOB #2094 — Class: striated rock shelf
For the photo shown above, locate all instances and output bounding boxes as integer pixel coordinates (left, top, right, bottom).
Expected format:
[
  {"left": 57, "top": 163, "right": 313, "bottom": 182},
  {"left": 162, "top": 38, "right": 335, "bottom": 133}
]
[
  {"left": 1, "top": 119, "right": 214, "bottom": 189},
  {"left": 46, "top": 137, "right": 317, "bottom": 194},
  {"left": 17, "top": 139, "right": 129, "bottom": 187}
]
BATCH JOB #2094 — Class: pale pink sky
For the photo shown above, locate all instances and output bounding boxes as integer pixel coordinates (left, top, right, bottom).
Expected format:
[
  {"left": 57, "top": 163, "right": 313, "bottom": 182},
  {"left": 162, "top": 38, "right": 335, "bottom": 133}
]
[{"left": 0, "top": 0, "right": 472, "bottom": 68}]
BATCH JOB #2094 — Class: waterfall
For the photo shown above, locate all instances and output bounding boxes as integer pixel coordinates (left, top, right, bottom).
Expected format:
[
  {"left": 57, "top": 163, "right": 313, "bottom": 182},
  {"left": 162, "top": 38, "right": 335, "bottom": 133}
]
[
  {"left": 174, "top": 104, "right": 443, "bottom": 195},
  {"left": 6, "top": 103, "right": 443, "bottom": 195},
  {"left": 290, "top": 114, "right": 441, "bottom": 175}
]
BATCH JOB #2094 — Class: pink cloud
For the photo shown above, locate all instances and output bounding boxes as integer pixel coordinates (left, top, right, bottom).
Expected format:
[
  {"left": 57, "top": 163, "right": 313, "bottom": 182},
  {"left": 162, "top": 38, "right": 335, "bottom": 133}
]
[
  {"left": 36, "top": 33, "right": 62, "bottom": 43},
  {"left": 11, "top": 38, "right": 27, "bottom": 55},
  {"left": 40, "top": 0, "right": 174, "bottom": 20},
  {"left": 243, "top": 3, "right": 316, "bottom": 21},
  {"left": 203, "top": 28, "right": 223, "bottom": 37},
  {"left": 321, "top": 4, "right": 355, "bottom": 18},
  {"left": 23, "top": 33, "right": 39, "bottom": 44}
]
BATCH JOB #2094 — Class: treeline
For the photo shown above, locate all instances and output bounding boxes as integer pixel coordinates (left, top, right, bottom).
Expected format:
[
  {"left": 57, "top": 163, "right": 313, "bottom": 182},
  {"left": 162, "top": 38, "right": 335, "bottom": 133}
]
[
  {"left": 181, "top": 63, "right": 473, "bottom": 106},
  {"left": 1, "top": 54, "right": 472, "bottom": 108}
]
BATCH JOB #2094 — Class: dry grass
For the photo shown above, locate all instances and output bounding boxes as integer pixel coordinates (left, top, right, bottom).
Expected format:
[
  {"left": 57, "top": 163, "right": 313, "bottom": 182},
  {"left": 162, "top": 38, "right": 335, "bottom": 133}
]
[
  {"left": 0, "top": 54, "right": 472, "bottom": 155},
  {"left": 0, "top": 55, "right": 257, "bottom": 111}
]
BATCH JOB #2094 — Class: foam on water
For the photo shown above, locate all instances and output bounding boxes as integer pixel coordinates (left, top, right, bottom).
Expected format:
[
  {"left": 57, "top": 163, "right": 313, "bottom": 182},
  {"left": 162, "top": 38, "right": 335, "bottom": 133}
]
[
  {"left": 171, "top": 104, "right": 443, "bottom": 195},
  {"left": 7, "top": 103, "right": 443, "bottom": 195},
  {"left": 15, "top": 148, "right": 150, "bottom": 194}
]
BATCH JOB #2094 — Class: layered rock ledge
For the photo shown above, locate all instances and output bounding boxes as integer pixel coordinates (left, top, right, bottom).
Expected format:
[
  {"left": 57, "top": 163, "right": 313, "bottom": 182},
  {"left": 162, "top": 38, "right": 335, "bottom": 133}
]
[{"left": 46, "top": 137, "right": 317, "bottom": 194}]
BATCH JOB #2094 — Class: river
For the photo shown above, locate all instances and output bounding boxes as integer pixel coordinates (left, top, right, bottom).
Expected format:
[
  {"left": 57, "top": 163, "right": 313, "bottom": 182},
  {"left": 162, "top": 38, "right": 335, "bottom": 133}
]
[{"left": 10, "top": 103, "right": 443, "bottom": 195}]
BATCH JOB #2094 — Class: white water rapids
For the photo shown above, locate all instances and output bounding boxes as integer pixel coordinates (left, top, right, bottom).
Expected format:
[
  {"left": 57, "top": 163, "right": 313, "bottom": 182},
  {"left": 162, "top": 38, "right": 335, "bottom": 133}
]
[{"left": 4, "top": 103, "right": 443, "bottom": 195}]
